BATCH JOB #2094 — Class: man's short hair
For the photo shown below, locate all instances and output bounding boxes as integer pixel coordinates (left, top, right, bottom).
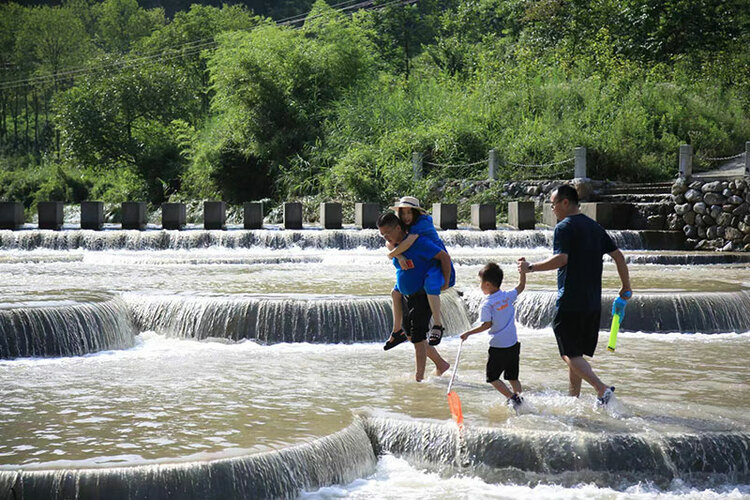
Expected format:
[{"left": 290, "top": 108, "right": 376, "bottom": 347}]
[
  {"left": 377, "top": 212, "right": 406, "bottom": 232},
  {"left": 479, "top": 262, "right": 503, "bottom": 288},
  {"left": 554, "top": 184, "right": 579, "bottom": 205}
]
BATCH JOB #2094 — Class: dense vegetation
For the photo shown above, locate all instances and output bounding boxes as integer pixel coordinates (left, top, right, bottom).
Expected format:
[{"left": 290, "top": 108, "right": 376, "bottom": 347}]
[{"left": 1, "top": 0, "right": 749, "bottom": 213}]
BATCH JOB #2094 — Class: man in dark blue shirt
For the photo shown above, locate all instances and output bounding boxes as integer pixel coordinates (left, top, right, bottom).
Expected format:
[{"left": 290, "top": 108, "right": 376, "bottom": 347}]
[
  {"left": 518, "top": 185, "right": 632, "bottom": 406},
  {"left": 378, "top": 212, "right": 452, "bottom": 382}
]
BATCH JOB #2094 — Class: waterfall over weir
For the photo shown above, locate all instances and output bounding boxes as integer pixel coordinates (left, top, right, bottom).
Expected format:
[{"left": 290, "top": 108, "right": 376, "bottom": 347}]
[
  {"left": 2, "top": 416, "right": 747, "bottom": 499},
  {"left": 125, "top": 290, "right": 471, "bottom": 343},
  {"left": 0, "top": 419, "right": 378, "bottom": 500},
  {"left": 514, "top": 290, "right": 750, "bottom": 333},
  {"left": 0, "top": 228, "right": 648, "bottom": 251},
  {"left": 0, "top": 295, "right": 136, "bottom": 359},
  {"left": 363, "top": 416, "right": 750, "bottom": 488}
]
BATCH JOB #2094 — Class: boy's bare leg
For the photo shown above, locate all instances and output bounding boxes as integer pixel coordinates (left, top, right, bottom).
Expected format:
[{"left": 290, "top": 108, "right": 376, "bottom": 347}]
[
  {"left": 390, "top": 289, "right": 404, "bottom": 339},
  {"left": 413, "top": 341, "right": 427, "bottom": 382},
  {"left": 568, "top": 366, "right": 583, "bottom": 397},
  {"left": 509, "top": 380, "right": 522, "bottom": 394},
  {"left": 427, "top": 294, "right": 442, "bottom": 328},
  {"left": 425, "top": 345, "right": 450, "bottom": 376},
  {"left": 490, "top": 380, "right": 514, "bottom": 399},
  {"left": 563, "top": 356, "right": 608, "bottom": 397}
]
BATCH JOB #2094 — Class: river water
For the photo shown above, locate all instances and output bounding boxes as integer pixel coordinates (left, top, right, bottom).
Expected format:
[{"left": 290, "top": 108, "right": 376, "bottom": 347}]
[{"left": 0, "top": 228, "right": 748, "bottom": 499}]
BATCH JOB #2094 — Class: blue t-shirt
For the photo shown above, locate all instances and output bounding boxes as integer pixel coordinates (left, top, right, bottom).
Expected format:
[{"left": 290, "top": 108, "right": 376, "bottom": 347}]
[
  {"left": 480, "top": 289, "right": 519, "bottom": 348},
  {"left": 392, "top": 237, "right": 443, "bottom": 296},
  {"left": 409, "top": 214, "right": 447, "bottom": 251},
  {"left": 553, "top": 213, "right": 617, "bottom": 312}
]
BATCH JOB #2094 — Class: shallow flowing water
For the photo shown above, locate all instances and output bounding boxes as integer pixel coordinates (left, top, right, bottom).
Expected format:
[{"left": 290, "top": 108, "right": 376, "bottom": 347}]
[{"left": 0, "top": 228, "right": 748, "bottom": 498}]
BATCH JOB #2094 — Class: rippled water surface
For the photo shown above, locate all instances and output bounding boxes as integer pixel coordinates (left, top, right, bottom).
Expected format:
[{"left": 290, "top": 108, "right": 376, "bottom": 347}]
[
  {"left": 1, "top": 236, "right": 749, "bottom": 498},
  {"left": 1, "top": 329, "right": 748, "bottom": 468}
]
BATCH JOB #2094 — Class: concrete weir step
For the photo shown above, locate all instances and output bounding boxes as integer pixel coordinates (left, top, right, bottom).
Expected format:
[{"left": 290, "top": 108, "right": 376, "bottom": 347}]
[
  {"left": 606, "top": 182, "right": 673, "bottom": 195},
  {"left": 597, "top": 193, "right": 672, "bottom": 203}
]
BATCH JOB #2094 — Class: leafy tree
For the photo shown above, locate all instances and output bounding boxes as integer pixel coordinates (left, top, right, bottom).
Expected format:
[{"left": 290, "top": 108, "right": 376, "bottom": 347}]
[
  {"left": 354, "top": 0, "right": 445, "bottom": 79},
  {"left": 425, "top": 0, "right": 525, "bottom": 77},
  {"left": 136, "top": 4, "right": 262, "bottom": 116},
  {"left": 63, "top": 0, "right": 100, "bottom": 39},
  {"left": 14, "top": 5, "right": 91, "bottom": 80},
  {"left": 204, "top": 1, "right": 376, "bottom": 199},
  {"left": 55, "top": 59, "right": 198, "bottom": 201},
  {"left": 95, "top": 0, "right": 165, "bottom": 54}
]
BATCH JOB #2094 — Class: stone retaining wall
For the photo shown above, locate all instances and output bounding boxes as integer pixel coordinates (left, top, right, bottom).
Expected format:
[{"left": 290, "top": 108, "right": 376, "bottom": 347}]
[
  {"left": 435, "top": 178, "right": 614, "bottom": 204},
  {"left": 670, "top": 178, "right": 750, "bottom": 251}
]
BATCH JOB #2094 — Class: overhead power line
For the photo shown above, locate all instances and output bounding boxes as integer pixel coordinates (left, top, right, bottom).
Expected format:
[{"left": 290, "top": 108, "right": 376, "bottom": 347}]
[{"left": 0, "top": 0, "right": 416, "bottom": 92}]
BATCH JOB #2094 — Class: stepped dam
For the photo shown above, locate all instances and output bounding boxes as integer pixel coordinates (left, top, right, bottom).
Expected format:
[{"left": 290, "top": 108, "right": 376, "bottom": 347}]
[{"left": 0, "top": 227, "right": 748, "bottom": 498}]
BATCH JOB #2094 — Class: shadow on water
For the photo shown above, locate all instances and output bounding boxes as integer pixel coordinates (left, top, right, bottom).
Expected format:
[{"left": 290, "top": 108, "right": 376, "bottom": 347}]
[{"left": 1, "top": 415, "right": 747, "bottom": 499}]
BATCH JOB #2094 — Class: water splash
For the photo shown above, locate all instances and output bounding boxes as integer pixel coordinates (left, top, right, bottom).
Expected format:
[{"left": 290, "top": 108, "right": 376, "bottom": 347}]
[
  {"left": 0, "top": 295, "right": 136, "bottom": 359},
  {"left": 125, "top": 290, "right": 471, "bottom": 344}
]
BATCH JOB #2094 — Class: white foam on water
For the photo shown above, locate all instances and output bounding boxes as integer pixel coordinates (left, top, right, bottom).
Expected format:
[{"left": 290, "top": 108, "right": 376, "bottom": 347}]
[
  {"left": 302, "top": 455, "right": 750, "bottom": 499},
  {"left": 618, "top": 330, "right": 750, "bottom": 341}
]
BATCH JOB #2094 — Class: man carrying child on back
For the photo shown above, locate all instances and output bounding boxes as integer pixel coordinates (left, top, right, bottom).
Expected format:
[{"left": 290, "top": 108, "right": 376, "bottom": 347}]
[{"left": 377, "top": 212, "right": 452, "bottom": 382}]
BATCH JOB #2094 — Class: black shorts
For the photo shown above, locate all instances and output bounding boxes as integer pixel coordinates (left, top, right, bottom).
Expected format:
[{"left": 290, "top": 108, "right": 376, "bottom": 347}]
[
  {"left": 552, "top": 309, "right": 601, "bottom": 358},
  {"left": 402, "top": 290, "right": 431, "bottom": 344},
  {"left": 486, "top": 342, "right": 520, "bottom": 382}
]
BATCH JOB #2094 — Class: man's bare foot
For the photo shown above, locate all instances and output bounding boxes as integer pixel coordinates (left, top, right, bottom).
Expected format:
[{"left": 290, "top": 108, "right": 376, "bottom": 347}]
[{"left": 435, "top": 362, "right": 450, "bottom": 376}]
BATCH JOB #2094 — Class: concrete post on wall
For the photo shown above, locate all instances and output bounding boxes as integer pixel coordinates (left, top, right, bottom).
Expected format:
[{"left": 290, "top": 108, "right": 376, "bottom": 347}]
[
  {"left": 574, "top": 147, "right": 587, "bottom": 178},
  {"left": 204, "top": 201, "right": 226, "bottom": 230},
  {"left": 122, "top": 202, "right": 147, "bottom": 230},
  {"left": 243, "top": 202, "right": 263, "bottom": 229},
  {"left": 355, "top": 202, "right": 379, "bottom": 229},
  {"left": 508, "top": 201, "right": 535, "bottom": 230},
  {"left": 38, "top": 201, "right": 64, "bottom": 230},
  {"left": 471, "top": 203, "right": 496, "bottom": 230},
  {"left": 320, "top": 202, "right": 342, "bottom": 229},
  {"left": 745, "top": 141, "right": 750, "bottom": 177},
  {"left": 432, "top": 203, "right": 457, "bottom": 230},
  {"left": 284, "top": 202, "right": 303, "bottom": 230},
  {"left": 679, "top": 144, "right": 693, "bottom": 178},
  {"left": 542, "top": 203, "right": 557, "bottom": 227},
  {"left": 0, "top": 202, "right": 24, "bottom": 230},
  {"left": 81, "top": 201, "right": 104, "bottom": 231},
  {"left": 162, "top": 203, "right": 186, "bottom": 230},
  {"left": 488, "top": 149, "right": 498, "bottom": 181},
  {"left": 412, "top": 152, "right": 423, "bottom": 181}
]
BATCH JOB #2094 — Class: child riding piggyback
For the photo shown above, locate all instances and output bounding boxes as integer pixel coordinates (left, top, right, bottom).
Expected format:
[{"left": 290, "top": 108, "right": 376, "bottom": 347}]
[{"left": 385, "top": 196, "right": 456, "bottom": 346}]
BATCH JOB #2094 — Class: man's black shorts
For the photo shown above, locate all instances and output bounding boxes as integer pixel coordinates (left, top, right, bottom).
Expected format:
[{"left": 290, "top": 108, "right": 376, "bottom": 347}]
[
  {"left": 552, "top": 309, "right": 601, "bottom": 358},
  {"left": 486, "top": 342, "right": 520, "bottom": 382},
  {"left": 402, "top": 290, "right": 431, "bottom": 344}
]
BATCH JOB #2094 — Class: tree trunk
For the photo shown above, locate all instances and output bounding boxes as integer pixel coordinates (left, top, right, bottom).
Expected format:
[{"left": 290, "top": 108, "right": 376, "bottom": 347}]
[
  {"left": 12, "top": 88, "right": 19, "bottom": 149},
  {"left": 24, "top": 89, "right": 29, "bottom": 150},
  {"left": 33, "top": 89, "right": 39, "bottom": 154}
]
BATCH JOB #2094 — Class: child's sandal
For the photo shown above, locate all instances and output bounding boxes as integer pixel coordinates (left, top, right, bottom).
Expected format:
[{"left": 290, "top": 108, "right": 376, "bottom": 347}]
[
  {"left": 383, "top": 329, "right": 408, "bottom": 351},
  {"left": 428, "top": 325, "right": 444, "bottom": 346}
]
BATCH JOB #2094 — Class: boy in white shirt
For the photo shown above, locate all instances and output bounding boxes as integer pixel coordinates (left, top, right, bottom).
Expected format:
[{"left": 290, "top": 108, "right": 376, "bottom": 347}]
[{"left": 460, "top": 261, "right": 527, "bottom": 412}]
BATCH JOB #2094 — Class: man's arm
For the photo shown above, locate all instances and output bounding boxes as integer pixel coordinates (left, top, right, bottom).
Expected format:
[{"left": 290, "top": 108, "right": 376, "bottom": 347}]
[
  {"left": 518, "top": 253, "right": 568, "bottom": 274},
  {"left": 608, "top": 248, "right": 632, "bottom": 299},
  {"left": 435, "top": 250, "right": 452, "bottom": 291},
  {"left": 387, "top": 233, "right": 419, "bottom": 258},
  {"left": 515, "top": 258, "right": 527, "bottom": 294}
]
